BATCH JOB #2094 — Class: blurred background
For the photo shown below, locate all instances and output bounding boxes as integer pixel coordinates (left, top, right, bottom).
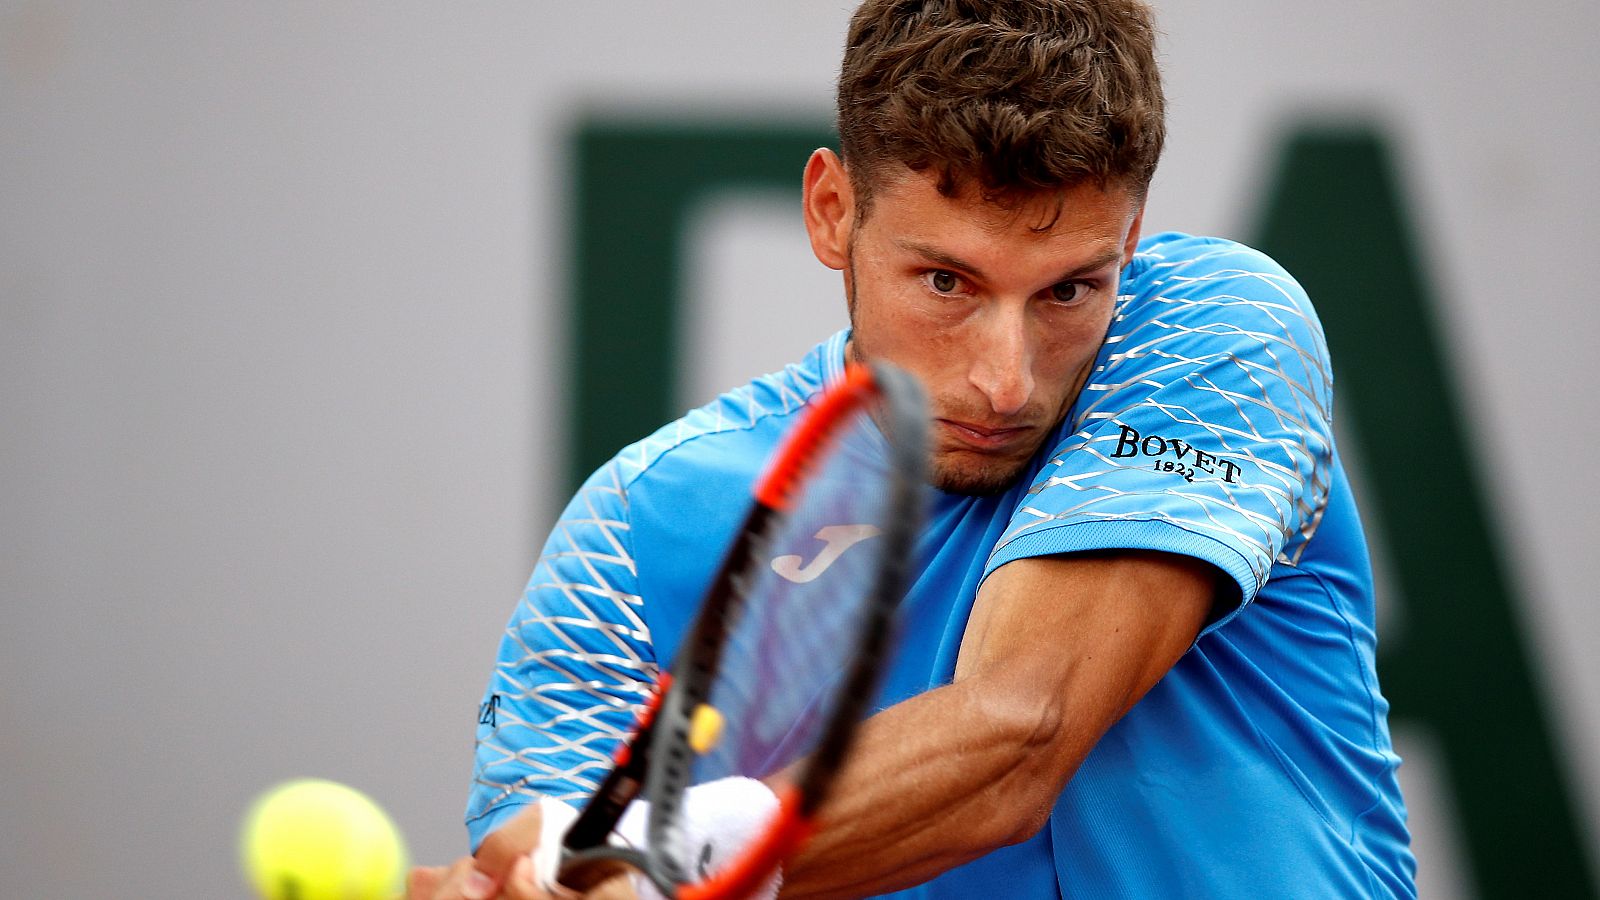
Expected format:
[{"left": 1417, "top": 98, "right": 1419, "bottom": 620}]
[{"left": 3, "top": 1, "right": 1596, "bottom": 896}]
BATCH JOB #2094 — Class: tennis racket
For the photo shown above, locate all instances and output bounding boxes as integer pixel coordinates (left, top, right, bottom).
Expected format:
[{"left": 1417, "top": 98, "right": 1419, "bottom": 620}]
[{"left": 555, "top": 360, "right": 928, "bottom": 899}]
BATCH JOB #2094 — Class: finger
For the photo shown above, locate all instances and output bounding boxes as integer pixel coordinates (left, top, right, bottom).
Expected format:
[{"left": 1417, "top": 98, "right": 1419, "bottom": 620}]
[
  {"left": 584, "top": 872, "right": 638, "bottom": 900},
  {"left": 424, "top": 856, "right": 497, "bottom": 900},
  {"left": 496, "top": 853, "right": 556, "bottom": 900},
  {"left": 475, "top": 804, "right": 546, "bottom": 882},
  {"left": 406, "top": 865, "right": 447, "bottom": 899}
]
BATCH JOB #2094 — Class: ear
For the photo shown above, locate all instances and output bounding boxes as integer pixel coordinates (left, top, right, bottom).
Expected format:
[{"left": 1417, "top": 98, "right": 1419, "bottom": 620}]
[
  {"left": 803, "top": 148, "right": 855, "bottom": 270},
  {"left": 1122, "top": 201, "right": 1146, "bottom": 262}
]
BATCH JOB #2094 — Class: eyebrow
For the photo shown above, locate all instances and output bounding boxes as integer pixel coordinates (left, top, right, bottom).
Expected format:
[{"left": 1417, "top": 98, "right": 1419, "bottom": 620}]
[{"left": 895, "top": 240, "right": 1125, "bottom": 284}]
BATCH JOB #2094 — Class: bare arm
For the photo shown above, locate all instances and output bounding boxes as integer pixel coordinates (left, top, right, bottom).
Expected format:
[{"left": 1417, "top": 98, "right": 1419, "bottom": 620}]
[{"left": 778, "top": 550, "right": 1215, "bottom": 899}]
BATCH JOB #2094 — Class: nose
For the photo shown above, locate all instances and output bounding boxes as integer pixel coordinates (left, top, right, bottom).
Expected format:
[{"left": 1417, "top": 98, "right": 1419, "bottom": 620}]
[{"left": 968, "top": 303, "right": 1034, "bottom": 417}]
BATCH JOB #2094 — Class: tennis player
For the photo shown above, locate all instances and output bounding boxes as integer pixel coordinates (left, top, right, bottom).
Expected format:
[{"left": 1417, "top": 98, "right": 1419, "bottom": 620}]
[{"left": 414, "top": 1, "right": 1416, "bottom": 897}]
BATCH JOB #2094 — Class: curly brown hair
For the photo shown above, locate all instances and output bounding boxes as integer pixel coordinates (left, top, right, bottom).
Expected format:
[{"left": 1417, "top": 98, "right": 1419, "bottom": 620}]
[{"left": 837, "top": 0, "right": 1165, "bottom": 212}]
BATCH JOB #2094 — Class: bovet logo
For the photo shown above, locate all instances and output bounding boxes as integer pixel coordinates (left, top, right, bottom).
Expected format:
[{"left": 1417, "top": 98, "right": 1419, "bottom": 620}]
[{"left": 1110, "top": 423, "right": 1242, "bottom": 484}]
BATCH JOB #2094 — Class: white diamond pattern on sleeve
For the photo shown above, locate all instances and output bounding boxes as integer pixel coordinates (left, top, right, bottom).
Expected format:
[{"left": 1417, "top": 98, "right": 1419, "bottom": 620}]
[
  {"left": 467, "top": 344, "right": 834, "bottom": 828},
  {"left": 470, "top": 463, "right": 657, "bottom": 814}
]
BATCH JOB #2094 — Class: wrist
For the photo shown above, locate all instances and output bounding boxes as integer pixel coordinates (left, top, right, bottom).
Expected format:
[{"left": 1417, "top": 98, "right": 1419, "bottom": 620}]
[{"left": 615, "top": 777, "right": 782, "bottom": 900}]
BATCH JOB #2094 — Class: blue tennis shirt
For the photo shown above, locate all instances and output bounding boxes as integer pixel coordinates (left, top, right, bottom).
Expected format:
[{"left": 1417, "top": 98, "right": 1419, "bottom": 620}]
[{"left": 468, "top": 233, "right": 1416, "bottom": 898}]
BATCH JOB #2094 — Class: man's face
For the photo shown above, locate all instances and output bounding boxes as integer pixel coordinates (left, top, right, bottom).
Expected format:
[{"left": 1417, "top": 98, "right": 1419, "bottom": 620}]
[{"left": 803, "top": 152, "right": 1144, "bottom": 494}]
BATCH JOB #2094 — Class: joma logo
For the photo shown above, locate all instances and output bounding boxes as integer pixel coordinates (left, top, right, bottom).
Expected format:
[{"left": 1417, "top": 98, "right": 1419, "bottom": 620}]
[{"left": 1110, "top": 424, "right": 1242, "bottom": 484}]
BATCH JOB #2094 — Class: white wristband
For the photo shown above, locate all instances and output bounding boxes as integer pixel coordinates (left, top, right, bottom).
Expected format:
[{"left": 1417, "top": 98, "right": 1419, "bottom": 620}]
[
  {"left": 533, "top": 778, "right": 782, "bottom": 900},
  {"left": 531, "top": 796, "right": 581, "bottom": 893},
  {"left": 613, "top": 777, "right": 783, "bottom": 900}
]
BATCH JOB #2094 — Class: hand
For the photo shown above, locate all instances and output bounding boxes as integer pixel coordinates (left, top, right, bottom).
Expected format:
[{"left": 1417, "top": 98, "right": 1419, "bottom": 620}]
[
  {"left": 406, "top": 855, "right": 636, "bottom": 900},
  {"left": 405, "top": 803, "right": 637, "bottom": 900},
  {"left": 406, "top": 856, "right": 496, "bottom": 900}
]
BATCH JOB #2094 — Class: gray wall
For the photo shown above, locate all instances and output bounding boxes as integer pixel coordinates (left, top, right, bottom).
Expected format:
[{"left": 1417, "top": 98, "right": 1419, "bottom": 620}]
[{"left": 3, "top": 2, "right": 1596, "bottom": 896}]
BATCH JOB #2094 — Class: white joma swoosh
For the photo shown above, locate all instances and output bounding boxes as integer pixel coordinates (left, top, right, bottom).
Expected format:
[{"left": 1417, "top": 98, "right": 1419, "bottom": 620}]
[{"left": 771, "top": 524, "right": 883, "bottom": 584}]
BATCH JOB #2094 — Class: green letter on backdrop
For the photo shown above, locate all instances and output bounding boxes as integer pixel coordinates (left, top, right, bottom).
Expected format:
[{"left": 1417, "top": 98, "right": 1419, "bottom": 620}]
[{"left": 1253, "top": 124, "right": 1593, "bottom": 897}]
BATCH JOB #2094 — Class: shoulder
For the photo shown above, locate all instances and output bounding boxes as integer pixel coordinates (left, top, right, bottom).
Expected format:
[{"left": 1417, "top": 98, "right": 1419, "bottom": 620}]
[
  {"left": 1105, "top": 232, "right": 1333, "bottom": 399},
  {"left": 581, "top": 333, "right": 845, "bottom": 665},
  {"left": 608, "top": 332, "right": 845, "bottom": 495},
  {"left": 1125, "top": 232, "right": 1300, "bottom": 288},
  {"left": 1119, "top": 232, "right": 1325, "bottom": 342},
  {"left": 553, "top": 333, "right": 841, "bottom": 547}
]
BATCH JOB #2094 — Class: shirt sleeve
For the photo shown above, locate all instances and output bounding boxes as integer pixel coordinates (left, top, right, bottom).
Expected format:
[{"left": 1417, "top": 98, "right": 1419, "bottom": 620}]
[
  {"left": 466, "top": 460, "right": 657, "bottom": 849},
  {"left": 984, "top": 235, "right": 1335, "bottom": 632}
]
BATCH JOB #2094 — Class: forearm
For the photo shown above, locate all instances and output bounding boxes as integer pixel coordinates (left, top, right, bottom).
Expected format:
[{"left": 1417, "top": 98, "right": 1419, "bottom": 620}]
[
  {"left": 777, "top": 674, "right": 1077, "bottom": 899},
  {"left": 778, "top": 552, "right": 1214, "bottom": 899}
]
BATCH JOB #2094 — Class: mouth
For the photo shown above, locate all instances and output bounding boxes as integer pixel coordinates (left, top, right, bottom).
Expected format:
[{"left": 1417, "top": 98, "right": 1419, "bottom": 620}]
[{"left": 937, "top": 418, "right": 1036, "bottom": 452}]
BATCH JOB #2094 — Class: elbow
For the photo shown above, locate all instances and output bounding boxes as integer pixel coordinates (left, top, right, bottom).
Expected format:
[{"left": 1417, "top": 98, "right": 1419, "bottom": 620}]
[
  {"left": 966, "top": 688, "right": 1069, "bottom": 849},
  {"left": 981, "top": 799, "right": 1053, "bottom": 851}
]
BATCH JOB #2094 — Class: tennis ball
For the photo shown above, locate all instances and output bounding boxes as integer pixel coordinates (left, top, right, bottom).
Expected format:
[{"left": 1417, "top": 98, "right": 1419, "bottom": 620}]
[{"left": 240, "top": 778, "right": 408, "bottom": 900}]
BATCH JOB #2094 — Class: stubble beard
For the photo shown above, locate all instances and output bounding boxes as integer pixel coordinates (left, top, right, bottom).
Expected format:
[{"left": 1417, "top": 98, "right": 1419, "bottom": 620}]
[{"left": 926, "top": 445, "right": 1038, "bottom": 496}]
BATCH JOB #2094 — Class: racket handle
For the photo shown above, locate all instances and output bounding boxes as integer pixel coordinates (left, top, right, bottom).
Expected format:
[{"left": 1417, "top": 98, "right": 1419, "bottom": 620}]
[{"left": 564, "top": 757, "right": 646, "bottom": 850}]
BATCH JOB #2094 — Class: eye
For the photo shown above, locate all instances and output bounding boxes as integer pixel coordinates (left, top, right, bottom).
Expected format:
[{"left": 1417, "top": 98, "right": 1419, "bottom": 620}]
[
  {"left": 924, "top": 270, "right": 965, "bottom": 295},
  {"left": 1049, "top": 281, "right": 1090, "bottom": 304}
]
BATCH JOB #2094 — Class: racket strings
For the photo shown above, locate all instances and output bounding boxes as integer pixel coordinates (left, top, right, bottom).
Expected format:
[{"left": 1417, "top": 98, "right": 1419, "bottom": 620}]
[
  {"left": 693, "top": 410, "right": 897, "bottom": 786},
  {"left": 566, "top": 363, "right": 928, "bottom": 899}
]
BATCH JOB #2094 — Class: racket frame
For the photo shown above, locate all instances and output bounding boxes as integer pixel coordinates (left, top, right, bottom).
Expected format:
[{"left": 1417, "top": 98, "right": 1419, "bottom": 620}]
[{"left": 558, "top": 361, "right": 927, "bottom": 898}]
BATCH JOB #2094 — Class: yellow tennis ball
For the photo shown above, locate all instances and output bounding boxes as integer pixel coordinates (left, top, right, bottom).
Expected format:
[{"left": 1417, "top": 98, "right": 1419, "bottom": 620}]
[{"left": 240, "top": 778, "right": 408, "bottom": 900}]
